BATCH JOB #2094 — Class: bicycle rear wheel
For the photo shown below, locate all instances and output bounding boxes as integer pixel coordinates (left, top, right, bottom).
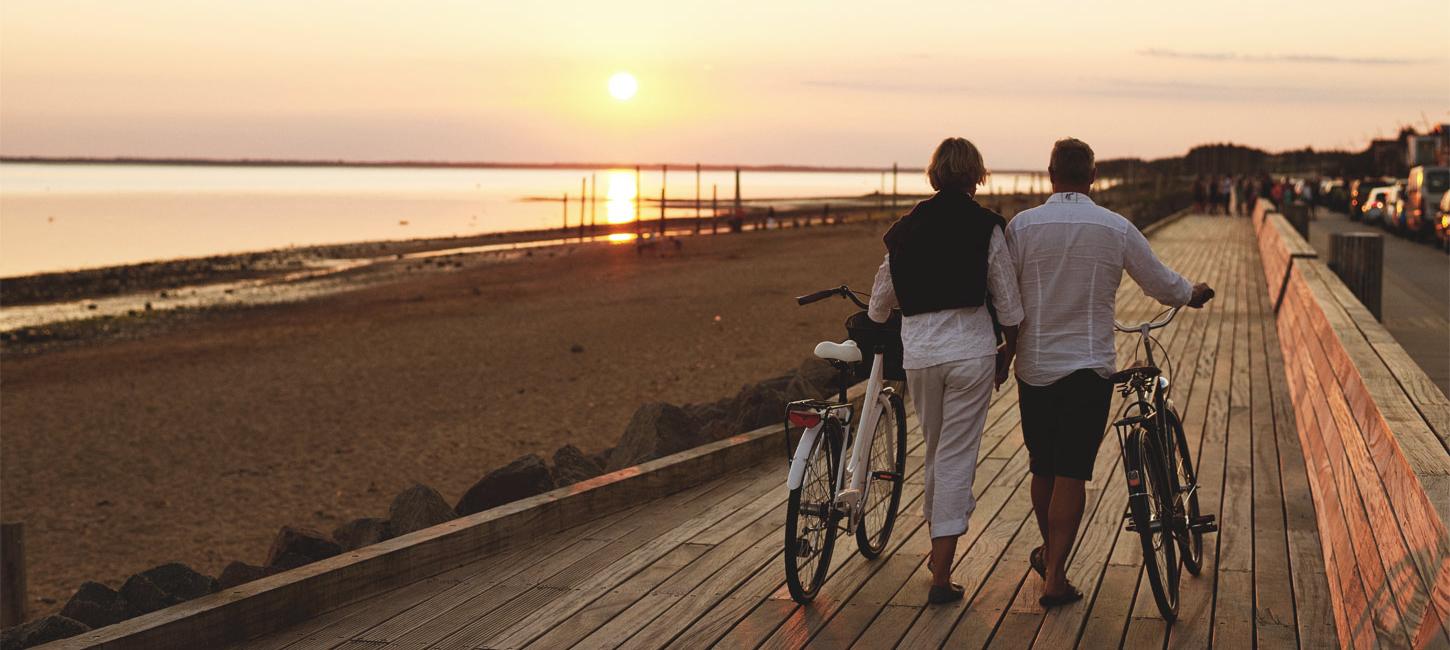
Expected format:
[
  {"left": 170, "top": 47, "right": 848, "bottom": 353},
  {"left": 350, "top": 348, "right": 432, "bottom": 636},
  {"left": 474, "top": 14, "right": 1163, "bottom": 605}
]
[
  {"left": 856, "top": 393, "right": 907, "bottom": 558},
  {"left": 1124, "top": 429, "right": 1180, "bottom": 621},
  {"left": 785, "top": 424, "right": 840, "bottom": 603},
  {"left": 1164, "top": 408, "right": 1204, "bottom": 575}
]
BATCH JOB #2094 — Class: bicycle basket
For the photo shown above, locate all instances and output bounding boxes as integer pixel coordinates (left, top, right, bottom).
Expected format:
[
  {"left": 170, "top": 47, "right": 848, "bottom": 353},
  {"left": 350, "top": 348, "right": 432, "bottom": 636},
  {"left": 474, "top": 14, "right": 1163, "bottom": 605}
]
[{"left": 844, "top": 310, "right": 905, "bottom": 381}]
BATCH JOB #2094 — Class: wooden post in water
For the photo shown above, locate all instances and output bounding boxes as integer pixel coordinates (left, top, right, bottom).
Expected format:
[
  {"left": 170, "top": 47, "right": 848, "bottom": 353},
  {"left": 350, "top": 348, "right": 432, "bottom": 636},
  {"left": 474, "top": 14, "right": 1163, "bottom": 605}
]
[
  {"left": 589, "top": 172, "right": 597, "bottom": 231},
  {"left": 634, "top": 165, "right": 642, "bottom": 236},
  {"left": 733, "top": 167, "right": 743, "bottom": 233},
  {"left": 712, "top": 184, "right": 719, "bottom": 234},
  {"left": 580, "top": 177, "right": 587, "bottom": 240},
  {"left": 881, "top": 162, "right": 893, "bottom": 213},
  {"left": 659, "top": 164, "right": 667, "bottom": 237},
  {"left": 1329, "top": 232, "right": 1384, "bottom": 320},
  {"left": 879, "top": 171, "right": 885, "bottom": 219},
  {"left": 1, "top": 522, "right": 24, "bottom": 627},
  {"left": 562, "top": 192, "right": 568, "bottom": 232},
  {"left": 694, "top": 163, "right": 702, "bottom": 234}
]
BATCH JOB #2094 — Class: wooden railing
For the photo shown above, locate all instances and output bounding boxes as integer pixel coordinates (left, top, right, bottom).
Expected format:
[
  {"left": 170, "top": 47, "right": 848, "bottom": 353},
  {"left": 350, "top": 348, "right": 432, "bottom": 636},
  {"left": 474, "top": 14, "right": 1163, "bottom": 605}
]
[{"left": 1251, "top": 201, "right": 1450, "bottom": 648}]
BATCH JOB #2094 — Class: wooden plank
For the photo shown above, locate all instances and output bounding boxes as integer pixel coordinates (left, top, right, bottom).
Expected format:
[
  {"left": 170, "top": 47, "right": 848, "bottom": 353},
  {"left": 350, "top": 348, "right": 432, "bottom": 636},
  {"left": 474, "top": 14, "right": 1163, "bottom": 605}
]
[
  {"left": 478, "top": 469, "right": 785, "bottom": 648},
  {"left": 57, "top": 412, "right": 808, "bottom": 650},
  {"left": 1259, "top": 286, "right": 1340, "bottom": 648},
  {"left": 848, "top": 604, "right": 920, "bottom": 649},
  {"left": 1073, "top": 564, "right": 1138, "bottom": 649},
  {"left": 896, "top": 474, "right": 1034, "bottom": 649},
  {"left": 362, "top": 476, "right": 745, "bottom": 648},
  {"left": 1245, "top": 253, "right": 1300, "bottom": 647},
  {"left": 1282, "top": 276, "right": 1394, "bottom": 648},
  {"left": 1168, "top": 221, "right": 1249, "bottom": 649},
  {"left": 513, "top": 543, "right": 708, "bottom": 648}
]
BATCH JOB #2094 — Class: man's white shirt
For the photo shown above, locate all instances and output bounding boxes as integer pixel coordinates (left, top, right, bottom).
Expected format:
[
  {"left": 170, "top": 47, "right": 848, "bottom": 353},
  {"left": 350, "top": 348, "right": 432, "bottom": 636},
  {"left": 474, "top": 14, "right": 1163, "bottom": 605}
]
[{"left": 1007, "top": 192, "right": 1192, "bottom": 386}]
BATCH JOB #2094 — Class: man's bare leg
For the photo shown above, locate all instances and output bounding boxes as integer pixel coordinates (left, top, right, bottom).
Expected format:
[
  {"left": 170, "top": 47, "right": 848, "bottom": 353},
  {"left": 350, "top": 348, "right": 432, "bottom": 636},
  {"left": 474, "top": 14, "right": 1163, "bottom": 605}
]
[
  {"left": 1043, "top": 476, "right": 1086, "bottom": 595},
  {"left": 1031, "top": 473, "right": 1055, "bottom": 543}
]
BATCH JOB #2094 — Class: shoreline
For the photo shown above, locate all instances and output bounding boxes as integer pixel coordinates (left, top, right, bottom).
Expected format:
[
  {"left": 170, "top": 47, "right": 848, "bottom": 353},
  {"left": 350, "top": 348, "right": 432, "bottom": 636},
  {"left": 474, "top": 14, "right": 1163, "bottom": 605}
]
[{"left": 0, "top": 182, "right": 1179, "bottom": 346}]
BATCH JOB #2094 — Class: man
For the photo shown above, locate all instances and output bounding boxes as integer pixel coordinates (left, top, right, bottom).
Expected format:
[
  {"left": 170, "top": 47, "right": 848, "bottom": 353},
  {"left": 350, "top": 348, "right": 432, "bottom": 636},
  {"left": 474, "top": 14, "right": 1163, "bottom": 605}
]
[{"left": 1006, "top": 138, "right": 1213, "bottom": 607}]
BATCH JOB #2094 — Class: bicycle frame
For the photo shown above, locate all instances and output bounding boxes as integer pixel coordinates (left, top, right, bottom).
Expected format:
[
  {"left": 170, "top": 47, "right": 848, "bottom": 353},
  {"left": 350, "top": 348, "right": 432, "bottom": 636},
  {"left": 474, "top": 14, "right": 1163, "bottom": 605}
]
[{"left": 785, "top": 350, "right": 896, "bottom": 532}]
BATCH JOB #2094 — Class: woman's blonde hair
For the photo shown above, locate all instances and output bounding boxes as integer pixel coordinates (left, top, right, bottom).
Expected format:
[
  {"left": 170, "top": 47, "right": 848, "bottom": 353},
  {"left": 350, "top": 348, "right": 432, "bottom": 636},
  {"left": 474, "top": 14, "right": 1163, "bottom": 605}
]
[{"left": 927, "top": 137, "right": 988, "bottom": 193}]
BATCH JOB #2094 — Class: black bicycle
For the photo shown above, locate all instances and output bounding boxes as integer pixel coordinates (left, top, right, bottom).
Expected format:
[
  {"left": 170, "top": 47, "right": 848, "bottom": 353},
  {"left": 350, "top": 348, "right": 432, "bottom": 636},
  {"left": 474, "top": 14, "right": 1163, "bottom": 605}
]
[{"left": 1111, "top": 305, "right": 1218, "bottom": 621}]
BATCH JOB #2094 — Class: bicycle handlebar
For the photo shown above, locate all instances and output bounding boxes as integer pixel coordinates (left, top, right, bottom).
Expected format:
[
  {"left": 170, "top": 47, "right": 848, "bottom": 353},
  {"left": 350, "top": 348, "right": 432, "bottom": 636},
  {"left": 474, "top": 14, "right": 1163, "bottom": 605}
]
[
  {"left": 796, "top": 285, "right": 870, "bottom": 310},
  {"left": 1113, "top": 287, "right": 1215, "bottom": 333},
  {"left": 796, "top": 289, "right": 839, "bottom": 306},
  {"left": 1115, "top": 306, "right": 1181, "bottom": 333}
]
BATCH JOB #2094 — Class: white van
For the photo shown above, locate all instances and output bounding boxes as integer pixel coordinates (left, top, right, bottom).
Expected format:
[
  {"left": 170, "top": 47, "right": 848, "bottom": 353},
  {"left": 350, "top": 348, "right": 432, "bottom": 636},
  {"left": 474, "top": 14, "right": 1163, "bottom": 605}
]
[{"left": 1405, "top": 166, "right": 1450, "bottom": 240}]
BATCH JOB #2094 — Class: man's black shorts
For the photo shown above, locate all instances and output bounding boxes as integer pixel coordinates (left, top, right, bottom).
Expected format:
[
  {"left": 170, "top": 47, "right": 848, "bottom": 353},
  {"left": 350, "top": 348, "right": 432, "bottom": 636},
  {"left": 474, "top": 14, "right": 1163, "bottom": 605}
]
[{"left": 1018, "top": 369, "right": 1113, "bottom": 481}]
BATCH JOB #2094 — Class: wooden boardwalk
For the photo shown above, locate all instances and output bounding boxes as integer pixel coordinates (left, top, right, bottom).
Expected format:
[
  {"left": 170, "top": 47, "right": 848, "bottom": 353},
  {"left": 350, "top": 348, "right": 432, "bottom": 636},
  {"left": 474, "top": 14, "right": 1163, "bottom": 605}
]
[{"left": 231, "top": 215, "right": 1337, "bottom": 649}]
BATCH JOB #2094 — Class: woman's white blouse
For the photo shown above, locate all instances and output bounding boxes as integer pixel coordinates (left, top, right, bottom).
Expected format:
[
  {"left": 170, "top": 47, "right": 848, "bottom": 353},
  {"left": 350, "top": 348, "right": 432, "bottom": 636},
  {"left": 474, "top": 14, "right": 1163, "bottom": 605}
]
[{"left": 867, "top": 227, "right": 1024, "bottom": 370}]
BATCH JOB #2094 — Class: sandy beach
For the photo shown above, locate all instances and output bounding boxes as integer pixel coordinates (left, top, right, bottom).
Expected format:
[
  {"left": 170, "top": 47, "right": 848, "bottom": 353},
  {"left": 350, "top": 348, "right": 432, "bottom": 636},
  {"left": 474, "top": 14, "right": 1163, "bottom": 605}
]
[{"left": 0, "top": 220, "right": 891, "bottom": 614}]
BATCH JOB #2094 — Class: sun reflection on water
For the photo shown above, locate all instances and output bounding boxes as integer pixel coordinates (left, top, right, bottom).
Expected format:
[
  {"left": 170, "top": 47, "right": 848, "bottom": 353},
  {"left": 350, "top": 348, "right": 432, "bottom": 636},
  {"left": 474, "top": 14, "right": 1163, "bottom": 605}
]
[{"left": 606, "top": 170, "right": 637, "bottom": 224}]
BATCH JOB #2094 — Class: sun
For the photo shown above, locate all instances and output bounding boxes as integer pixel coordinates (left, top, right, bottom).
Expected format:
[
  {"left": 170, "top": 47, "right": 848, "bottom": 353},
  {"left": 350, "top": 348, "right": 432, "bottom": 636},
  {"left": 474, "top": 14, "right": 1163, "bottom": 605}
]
[{"left": 608, "top": 72, "right": 638, "bottom": 101}]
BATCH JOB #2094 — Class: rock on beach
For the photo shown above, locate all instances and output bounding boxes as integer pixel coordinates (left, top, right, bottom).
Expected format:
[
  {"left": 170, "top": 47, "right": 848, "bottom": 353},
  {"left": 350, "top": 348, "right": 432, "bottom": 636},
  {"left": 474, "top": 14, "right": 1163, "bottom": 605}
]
[
  {"left": 454, "top": 454, "right": 556, "bottom": 516},
  {"left": 388, "top": 485, "right": 456, "bottom": 536}
]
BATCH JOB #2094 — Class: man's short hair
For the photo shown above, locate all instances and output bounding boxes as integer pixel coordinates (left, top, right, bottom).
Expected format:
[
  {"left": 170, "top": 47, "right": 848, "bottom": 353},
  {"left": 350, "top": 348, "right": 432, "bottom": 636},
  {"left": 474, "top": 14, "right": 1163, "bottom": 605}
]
[
  {"left": 1049, "top": 138, "right": 1095, "bottom": 186},
  {"left": 927, "top": 137, "right": 988, "bottom": 193}
]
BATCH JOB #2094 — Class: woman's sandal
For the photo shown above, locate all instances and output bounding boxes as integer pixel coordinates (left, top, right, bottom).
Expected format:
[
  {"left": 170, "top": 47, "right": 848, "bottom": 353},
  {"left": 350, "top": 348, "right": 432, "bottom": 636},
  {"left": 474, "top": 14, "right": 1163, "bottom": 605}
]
[
  {"left": 1029, "top": 546, "right": 1047, "bottom": 579},
  {"left": 926, "top": 551, "right": 965, "bottom": 604},
  {"left": 1039, "top": 584, "right": 1084, "bottom": 608}
]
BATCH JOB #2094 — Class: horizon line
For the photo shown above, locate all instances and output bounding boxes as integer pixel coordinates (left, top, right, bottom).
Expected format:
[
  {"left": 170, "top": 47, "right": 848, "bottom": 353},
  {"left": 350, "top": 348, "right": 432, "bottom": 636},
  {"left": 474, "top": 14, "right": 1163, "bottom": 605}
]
[{"left": 0, "top": 155, "right": 1001, "bottom": 175}]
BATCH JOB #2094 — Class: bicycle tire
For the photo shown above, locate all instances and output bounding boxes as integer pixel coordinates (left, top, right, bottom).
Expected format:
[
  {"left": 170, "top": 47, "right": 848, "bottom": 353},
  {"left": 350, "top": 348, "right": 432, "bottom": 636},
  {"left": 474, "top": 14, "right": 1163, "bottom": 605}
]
[
  {"left": 856, "top": 393, "right": 907, "bottom": 558},
  {"left": 1164, "top": 408, "right": 1204, "bottom": 575},
  {"left": 785, "top": 423, "right": 840, "bottom": 603},
  {"left": 1125, "top": 429, "right": 1180, "bottom": 620}
]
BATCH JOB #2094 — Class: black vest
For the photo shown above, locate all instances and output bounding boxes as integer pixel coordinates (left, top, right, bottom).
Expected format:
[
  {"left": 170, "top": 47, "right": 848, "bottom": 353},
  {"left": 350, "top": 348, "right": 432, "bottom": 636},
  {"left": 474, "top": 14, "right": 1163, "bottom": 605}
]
[{"left": 883, "top": 191, "right": 1005, "bottom": 317}]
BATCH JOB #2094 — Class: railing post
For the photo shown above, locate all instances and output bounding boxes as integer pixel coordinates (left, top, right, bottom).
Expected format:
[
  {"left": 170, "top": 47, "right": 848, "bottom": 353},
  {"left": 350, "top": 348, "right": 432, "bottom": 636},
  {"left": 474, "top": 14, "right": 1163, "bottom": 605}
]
[
  {"left": 1, "top": 522, "right": 24, "bottom": 627},
  {"left": 1328, "top": 232, "right": 1384, "bottom": 320},
  {"left": 1282, "top": 203, "right": 1310, "bottom": 238}
]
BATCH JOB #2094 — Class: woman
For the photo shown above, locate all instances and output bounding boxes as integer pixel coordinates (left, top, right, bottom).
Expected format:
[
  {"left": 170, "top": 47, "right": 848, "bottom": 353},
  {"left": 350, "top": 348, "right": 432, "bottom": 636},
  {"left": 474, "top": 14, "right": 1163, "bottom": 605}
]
[{"left": 867, "top": 137, "right": 1023, "bottom": 604}]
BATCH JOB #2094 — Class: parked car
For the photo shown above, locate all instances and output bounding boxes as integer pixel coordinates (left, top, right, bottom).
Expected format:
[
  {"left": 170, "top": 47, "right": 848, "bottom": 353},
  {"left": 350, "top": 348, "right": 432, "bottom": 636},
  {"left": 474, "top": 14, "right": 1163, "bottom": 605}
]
[
  {"left": 1436, "top": 191, "right": 1450, "bottom": 251},
  {"left": 1404, "top": 166, "right": 1450, "bottom": 241},
  {"left": 1362, "top": 186, "right": 1398, "bottom": 226},
  {"left": 1348, "top": 178, "right": 1389, "bottom": 220},
  {"left": 1387, "top": 181, "right": 1411, "bottom": 232}
]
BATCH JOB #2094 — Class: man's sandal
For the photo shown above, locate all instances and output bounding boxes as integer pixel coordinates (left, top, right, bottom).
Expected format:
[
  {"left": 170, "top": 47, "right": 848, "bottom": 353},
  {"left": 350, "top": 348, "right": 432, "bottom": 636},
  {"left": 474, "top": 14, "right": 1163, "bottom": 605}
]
[
  {"left": 1039, "top": 584, "right": 1084, "bottom": 608},
  {"left": 1030, "top": 546, "right": 1047, "bottom": 579},
  {"left": 928, "top": 582, "right": 966, "bottom": 604}
]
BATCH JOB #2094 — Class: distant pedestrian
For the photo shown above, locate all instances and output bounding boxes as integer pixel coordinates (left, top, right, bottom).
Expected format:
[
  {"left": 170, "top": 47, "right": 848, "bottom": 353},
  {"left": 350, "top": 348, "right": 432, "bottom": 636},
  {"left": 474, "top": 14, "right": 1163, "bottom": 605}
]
[
  {"left": 1192, "top": 176, "right": 1207, "bottom": 213},
  {"left": 1217, "top": 176, "right": 1233, "bottom": 215}
]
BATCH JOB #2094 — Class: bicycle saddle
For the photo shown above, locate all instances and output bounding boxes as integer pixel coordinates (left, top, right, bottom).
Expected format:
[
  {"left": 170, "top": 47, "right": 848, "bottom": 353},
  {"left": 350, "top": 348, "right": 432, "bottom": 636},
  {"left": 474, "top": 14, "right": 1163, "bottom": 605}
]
[
  {"left": 814, "top": 340, "right": 862, "bottom": 363},
  {"left": 1108, "top": 363, "right": 1161, "bottom": 384}
]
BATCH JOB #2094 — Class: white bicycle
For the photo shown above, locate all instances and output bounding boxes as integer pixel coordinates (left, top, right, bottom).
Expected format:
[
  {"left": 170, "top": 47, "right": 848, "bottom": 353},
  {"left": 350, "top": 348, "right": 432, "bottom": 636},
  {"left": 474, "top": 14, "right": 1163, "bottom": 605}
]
[{"left": 783, "top": 285, "right": 907, "bottom": 603}]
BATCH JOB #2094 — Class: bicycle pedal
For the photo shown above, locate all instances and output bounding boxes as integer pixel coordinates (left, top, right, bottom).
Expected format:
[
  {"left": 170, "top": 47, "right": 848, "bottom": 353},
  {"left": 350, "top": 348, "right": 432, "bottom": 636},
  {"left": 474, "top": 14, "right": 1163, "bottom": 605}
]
[
  {"left": 1191, "top": 515, "right": 1218, "bottom": 534},
  {"left": 1125, "top": 519, "right": 1163, "bottom": 534}
]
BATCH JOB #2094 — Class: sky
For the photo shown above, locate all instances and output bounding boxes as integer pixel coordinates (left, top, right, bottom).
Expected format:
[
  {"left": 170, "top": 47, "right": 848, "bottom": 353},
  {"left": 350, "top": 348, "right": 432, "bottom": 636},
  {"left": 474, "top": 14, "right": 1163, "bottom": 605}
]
[{"left": 2, "top": 0, "right": 1447, "bottom": 169}]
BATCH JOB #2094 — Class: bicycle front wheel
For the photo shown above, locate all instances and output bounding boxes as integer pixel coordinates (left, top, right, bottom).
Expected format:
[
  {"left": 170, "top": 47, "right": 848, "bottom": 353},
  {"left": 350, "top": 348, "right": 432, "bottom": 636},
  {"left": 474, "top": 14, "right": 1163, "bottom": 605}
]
[
  {"left": 1125, "top": 429, "right": 1180, "bottom": 621},
  {"left": 785, "top": 425, "right": 839, "bottom": 603},
  {"left": 856, "top": 393, "right": 907, "bottom": 558},
  {"left": 1164, "top": 408, "right": 1204, "bottom": 575}
]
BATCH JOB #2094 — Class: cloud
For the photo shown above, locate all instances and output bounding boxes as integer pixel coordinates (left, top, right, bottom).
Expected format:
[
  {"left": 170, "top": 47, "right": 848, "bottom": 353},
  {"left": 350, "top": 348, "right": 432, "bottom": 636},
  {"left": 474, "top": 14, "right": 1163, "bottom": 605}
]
[
  {"left": 799, "top": 74, "right": 1446, "bottom": 106},
  {"left": 799, "top": 79, "right": 975, "bottom": 94},
  {"left": 1139, "top": 48, "right": 1426, "bottom": 66}
]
